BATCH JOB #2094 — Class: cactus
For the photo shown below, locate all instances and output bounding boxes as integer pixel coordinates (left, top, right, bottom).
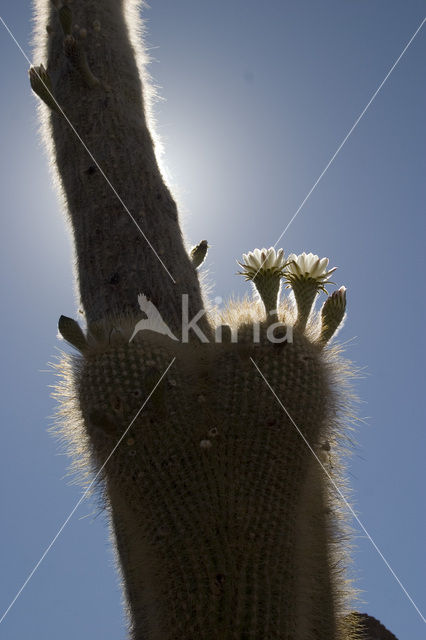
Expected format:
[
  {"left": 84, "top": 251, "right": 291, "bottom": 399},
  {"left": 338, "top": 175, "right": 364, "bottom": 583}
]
[
  {"left": 190, "top": 240, "right": 209, "bottom": 269},
  {"left": 33, "top": 1, "right": 369, "bottom": 638}
]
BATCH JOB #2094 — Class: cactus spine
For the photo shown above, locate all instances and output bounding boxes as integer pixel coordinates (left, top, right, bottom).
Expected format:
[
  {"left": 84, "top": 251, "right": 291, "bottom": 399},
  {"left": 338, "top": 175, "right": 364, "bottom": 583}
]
[{"left": 34, "top": 1, "right": 362, "bottom": 638}]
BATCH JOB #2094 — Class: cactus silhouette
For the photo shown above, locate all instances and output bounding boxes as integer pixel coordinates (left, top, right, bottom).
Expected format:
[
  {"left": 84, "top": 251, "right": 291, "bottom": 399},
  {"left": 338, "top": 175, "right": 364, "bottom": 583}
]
[{"left": 31, "top": 1, "right": 396, "bottom": 639}]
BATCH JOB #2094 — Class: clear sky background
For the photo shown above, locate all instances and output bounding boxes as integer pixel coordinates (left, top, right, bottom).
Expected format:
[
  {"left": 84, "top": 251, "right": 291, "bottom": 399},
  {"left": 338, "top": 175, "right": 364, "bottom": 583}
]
[{"left": 0, "top": 1, "right": 425, "bottom": 638}]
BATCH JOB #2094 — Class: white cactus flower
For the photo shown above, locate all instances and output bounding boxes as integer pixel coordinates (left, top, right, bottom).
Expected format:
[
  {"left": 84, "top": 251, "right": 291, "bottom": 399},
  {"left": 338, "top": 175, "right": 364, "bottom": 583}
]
[
  {"left": 238, "top": 247, "right": 286, "bottom": 280},
  {"left": 284, "top": 252, "right": 338, "bottom": 330},
  {"left": 238, "top": 247, "right": 287, "bottom": 317},
  {"left": 285, "top": 252, "right": 336, "bottom": 284}
]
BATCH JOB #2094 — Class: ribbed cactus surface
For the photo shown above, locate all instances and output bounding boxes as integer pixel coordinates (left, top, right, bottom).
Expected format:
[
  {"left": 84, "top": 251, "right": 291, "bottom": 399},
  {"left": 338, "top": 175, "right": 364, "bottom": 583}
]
[
  {"left": 33, "top": 0, "right": 207, "bottom": 334},
  {"left": 32, "top": 1, "right": 366, "bottom": 638},
  {"left": 53, "top": 317, "right": 358, "bottom": 640}
]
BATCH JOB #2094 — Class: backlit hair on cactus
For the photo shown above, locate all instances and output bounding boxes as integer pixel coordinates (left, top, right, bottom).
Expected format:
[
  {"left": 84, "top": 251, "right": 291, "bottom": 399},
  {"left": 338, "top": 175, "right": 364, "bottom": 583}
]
[{"left": 33, "top": 1, "right": 369, "bottom": 638}]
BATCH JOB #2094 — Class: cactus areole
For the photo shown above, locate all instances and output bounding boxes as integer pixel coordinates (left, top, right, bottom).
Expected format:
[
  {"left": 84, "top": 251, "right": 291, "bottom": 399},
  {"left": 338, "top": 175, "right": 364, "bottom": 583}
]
[{"left": 33, "top": 1, "right": 363, "bottom": 638}]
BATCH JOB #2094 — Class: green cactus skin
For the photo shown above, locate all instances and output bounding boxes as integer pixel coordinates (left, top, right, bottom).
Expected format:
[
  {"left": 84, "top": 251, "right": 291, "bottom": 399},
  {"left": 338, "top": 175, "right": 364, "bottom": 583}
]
[{"left": 35, "top": 1, "right": 363, "bottom": 638}]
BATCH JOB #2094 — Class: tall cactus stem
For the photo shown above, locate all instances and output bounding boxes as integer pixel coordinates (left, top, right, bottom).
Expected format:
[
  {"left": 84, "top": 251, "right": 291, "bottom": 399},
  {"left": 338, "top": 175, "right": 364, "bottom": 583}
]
[
  {"left": 34, "top": 2, "right": 363, "bottom": 638},
  {"left": 33, "top": 0, "right": 209, "bottom": 336}
]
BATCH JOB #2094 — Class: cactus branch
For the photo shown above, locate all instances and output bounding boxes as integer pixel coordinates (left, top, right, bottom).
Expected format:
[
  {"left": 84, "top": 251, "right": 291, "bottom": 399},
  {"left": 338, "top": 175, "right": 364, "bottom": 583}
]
[
  {"left": 34, "top": 0, "right": 209, "bottom": 336},
  {"left": 29, "top": 64, "right": 60, "bottom": 113},
  {"left": 319, "top": 287, "right": 347, "bottom": 346},
  {"left": 58, "top": 315, "right": 89, "bottom": 353},
  {"left": 190, "top": 239, "right": 209, "bottom": 269}
]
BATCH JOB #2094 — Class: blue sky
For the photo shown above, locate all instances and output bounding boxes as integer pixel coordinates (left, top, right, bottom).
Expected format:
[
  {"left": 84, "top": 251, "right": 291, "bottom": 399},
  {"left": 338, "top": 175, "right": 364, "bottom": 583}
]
[{"left": 0, "top": 1, "right": 425, "bottom": 638}]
